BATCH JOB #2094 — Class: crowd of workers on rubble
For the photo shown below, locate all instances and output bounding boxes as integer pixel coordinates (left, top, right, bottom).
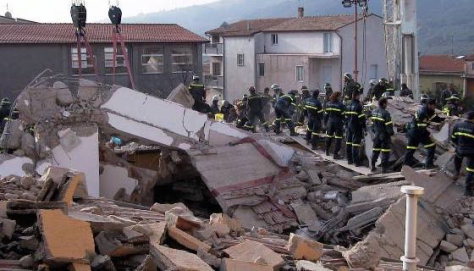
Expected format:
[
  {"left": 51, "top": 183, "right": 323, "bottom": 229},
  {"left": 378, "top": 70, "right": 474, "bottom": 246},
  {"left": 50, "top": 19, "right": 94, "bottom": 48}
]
[{"left": 189, "top": 73, "right": 474, "bottom": 196}]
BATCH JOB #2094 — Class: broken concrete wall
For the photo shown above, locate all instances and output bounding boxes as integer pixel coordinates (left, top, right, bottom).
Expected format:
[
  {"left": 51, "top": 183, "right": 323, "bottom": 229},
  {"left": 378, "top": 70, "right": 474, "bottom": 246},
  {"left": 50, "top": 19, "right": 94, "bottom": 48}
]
[{"left": 99, "top": 164, "right": 138, "bottom": 201}]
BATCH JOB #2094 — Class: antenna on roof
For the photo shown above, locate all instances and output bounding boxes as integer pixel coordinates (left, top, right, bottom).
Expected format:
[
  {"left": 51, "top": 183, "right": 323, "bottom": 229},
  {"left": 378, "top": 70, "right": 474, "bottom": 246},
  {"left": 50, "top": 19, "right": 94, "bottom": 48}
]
[{"left": 4, "top": 3, "right": 12, "bottom": 18}]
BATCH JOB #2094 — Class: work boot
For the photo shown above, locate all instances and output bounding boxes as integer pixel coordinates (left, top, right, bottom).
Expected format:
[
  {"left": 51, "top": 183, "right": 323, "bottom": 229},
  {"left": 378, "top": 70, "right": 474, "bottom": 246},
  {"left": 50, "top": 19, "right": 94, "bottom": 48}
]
[
  {"left": 311, "top": 144, "right": 317, "bottom": 151},
  {"left": 371, "top": 165, "right": 377, "bottom": 173},
  {"left": 289, "top": 128, "right": 298, "bottom": 137},
  {"left": 325, "top": 148, "right": 330, "bottom": 156}
]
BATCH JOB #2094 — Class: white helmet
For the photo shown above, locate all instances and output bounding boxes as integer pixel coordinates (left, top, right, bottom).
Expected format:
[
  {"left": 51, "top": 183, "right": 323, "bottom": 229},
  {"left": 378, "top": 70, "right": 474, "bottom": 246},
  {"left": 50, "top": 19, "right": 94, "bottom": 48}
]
[
  {"left": 270, "top": 84, "right": 280, "bottom": 90},
  {"left": 212, "top": 95, "right": 220, "bottom": 102},
  {"left": 192, "top": 75, "right": 200, "bottom": 81},
  {"left": 369, "top": 79, "right": 377, "bottom": 85}
]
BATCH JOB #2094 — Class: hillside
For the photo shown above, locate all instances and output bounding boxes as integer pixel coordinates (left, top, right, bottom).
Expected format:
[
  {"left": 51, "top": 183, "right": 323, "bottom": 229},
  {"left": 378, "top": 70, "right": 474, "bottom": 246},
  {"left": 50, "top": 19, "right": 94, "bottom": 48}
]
[{"left": 124, "top": 0, "right": 474, "bottom": 55}]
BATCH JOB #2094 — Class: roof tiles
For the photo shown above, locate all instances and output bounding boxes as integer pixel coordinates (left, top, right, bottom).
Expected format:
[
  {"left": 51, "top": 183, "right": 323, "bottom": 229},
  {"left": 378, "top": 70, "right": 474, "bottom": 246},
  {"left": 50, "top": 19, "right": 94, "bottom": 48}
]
[{"left": 0, "top": 23, "right": 207, "bottom": 44}]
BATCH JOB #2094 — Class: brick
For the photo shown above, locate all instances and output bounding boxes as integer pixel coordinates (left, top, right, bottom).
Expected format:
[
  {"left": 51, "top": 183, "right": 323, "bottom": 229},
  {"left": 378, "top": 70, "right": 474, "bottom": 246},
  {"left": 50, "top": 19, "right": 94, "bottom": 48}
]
[
  {"left": 168, "top": 226, "right": 211, "bottom": 252},
  {"left": 131, "top": 222, "right": 166, "bottom": 246},
  {"left": 38, "top": 209, "right": 95, "bottom": 263},
  {"left": 223, "top": 240, "right": 284, "bottom": 270},
  {"left": 0, "top": 218, "right": 16, "bottom": 239},
  {"left": 220, "top": 258, "right": 273, "bottom": 271},
  {"left": 440, "top": 240, "right": 458, "bottom": 253},
  {"left": 150, "top": 243, "right": 213, "bottom": 271},
  {"left": 286, "top": 233, "right": 323, "bottom": 261}
]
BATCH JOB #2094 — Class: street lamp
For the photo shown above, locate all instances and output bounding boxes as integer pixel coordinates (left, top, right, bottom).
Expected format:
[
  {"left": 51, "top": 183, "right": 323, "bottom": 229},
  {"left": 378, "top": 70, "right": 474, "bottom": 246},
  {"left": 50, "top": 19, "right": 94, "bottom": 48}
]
[{"left": 342, "top": 0, "right": 368, "bottom": 82}]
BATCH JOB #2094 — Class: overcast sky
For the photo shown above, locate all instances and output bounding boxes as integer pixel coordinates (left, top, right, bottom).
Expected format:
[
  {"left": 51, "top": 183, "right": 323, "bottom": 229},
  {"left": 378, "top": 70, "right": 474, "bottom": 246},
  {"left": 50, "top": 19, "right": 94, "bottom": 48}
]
[{"left": 0, "top": 0, "right": 218, "bottom": 23}]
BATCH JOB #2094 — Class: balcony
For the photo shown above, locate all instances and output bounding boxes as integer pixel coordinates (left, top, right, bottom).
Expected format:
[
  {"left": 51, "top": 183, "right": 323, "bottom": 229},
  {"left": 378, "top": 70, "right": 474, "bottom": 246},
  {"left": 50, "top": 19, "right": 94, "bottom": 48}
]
[
  {"left": 204, "top": 43, "right": 223, "bottom": 56},
  {"left": 205, "top": 75, "right": 224, "bottom": 89}
]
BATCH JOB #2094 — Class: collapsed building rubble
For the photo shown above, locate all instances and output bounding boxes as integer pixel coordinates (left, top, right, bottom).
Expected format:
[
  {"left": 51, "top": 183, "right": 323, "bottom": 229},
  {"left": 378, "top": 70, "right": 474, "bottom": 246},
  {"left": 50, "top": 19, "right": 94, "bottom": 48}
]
[{"left": 0, "top": 73, "right": 473, "bottom": 270}]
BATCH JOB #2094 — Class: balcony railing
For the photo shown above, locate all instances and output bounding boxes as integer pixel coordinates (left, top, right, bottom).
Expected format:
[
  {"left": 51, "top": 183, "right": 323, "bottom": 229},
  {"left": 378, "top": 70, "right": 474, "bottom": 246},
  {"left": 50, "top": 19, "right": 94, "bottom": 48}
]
[
  {"left": 204, "top": 43, "right": 223, "bottom": 55},
  {"left": 205, "top": 75, "right": 224, "bottom": 88}
]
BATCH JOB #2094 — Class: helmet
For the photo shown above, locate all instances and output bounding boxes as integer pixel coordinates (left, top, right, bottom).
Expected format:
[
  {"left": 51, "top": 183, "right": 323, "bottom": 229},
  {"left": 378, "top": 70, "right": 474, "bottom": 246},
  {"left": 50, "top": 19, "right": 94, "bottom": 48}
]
[
  {"left": 212, "top": 95, "right": 220, "bottom": 102},
  {"left": 1, "top": 98, "right": 11, "bottom": 105},
  {"left": 192, "top": 75, "right": 200, "bottom": 81},
  {"left": 324, "top": 83, "right": 332, "bottom": 89},
  {"left": 301, "top": 85, "right": 309, "bottom": 91},
  {"left": 449, "top": 94, "right": 460, "bottom": 100},
  {"left": 420, "top": 94, "right": 429, "bottom": 102},
  {"left": 379, "top": 78, "right": 388, "bottom": 83},
  {"left": 369, "top": 79, "right": 377, "bottom": 86},
  {"left": 344, "top": 73, "right": 352, "bottom": 80},
  {"left": 271, "top": 84, "right": 280, "bottom": 90},
  {"left": 289, "top": 90, "right": 298, "bottom": 96},
  {"left": 248, "top": 86, "right": 256, "bottom": 93}
]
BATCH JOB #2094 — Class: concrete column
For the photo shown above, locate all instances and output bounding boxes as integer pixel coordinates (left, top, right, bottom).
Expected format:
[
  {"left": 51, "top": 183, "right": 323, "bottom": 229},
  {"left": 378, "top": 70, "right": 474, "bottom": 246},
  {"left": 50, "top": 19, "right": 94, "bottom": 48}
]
[{"left": 400, "top": 185, "right": 424, "bottom": 271}]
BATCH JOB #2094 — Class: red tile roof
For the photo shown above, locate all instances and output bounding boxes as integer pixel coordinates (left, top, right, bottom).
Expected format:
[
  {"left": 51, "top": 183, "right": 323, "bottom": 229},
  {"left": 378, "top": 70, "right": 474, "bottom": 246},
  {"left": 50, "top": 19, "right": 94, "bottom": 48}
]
[
  {"left": 206, "top": 18, "right": 291, "bottom": 37},
  {"left": 262, "top": 14, "right": 355, "bottom": 32},
  {"left": 0, "top": 23, "right": 208, "bottom": 44},
  {"left": 419, "top": 55, "right": 464, "bottom": 73},
  {"left": 206, "top": 14, "right": 377, "bottom": 37}
]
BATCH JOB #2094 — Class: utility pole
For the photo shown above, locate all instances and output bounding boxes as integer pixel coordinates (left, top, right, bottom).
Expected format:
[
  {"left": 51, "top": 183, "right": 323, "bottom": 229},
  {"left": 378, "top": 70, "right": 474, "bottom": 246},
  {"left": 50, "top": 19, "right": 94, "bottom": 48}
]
[{"left": 342, "top": 0, "right": 368, "bottom": 82}]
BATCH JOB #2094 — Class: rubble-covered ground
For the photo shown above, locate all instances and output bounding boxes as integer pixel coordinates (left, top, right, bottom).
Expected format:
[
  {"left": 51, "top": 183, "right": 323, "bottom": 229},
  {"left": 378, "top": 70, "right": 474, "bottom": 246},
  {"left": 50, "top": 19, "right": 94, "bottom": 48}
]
[{"left": 0, "top": 73, "right": 472, "bottom": 270}]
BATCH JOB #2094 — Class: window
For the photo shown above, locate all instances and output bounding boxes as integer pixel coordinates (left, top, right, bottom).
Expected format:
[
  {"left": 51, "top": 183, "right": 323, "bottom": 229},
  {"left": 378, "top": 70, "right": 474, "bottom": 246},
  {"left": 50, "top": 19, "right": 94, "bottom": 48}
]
[
  {"left": 271, "top": 34, "right": 279, "bottom": 45},
  {"left": 104, "top": 47, "right": 128, "bottom": 74},
  {"left": 141, "top": 47, "right": 164, "bottom": 74},
  {"left": 211, "top": 35, "right": 220, "bottom": 43},
  {"left": 258, "top": 63, "right": 265, "bottom": 77},
  {"left": 171, "top": 46, "right": 193, "bottom": 73},
  {"left": 369, "top": 64, "right": 378, "bottom": 80},
  {"left": 237, "top": 54, "right": 245, "bottom": 66},
  {"left": 471, "top": 63, "right": 474, "bottom": 70},
  {"left": 296, "top": 65, "right": 304, "bottom": 82},
  {"left": 212, "top": 62, "right": 221, "bottom": 76},
  {"left": 323, "top": 33, "right": 333, "bottom": 53},
  {"left": 71, "top": 47, "right": 94, "bottom": 75}
]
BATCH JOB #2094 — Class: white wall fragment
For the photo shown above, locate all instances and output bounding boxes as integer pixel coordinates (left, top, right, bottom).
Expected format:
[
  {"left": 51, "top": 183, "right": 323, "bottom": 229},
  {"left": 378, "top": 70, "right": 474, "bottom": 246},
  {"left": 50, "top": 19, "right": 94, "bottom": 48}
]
[
  {"left": 0, "top": 155, "right": 34, "bottom": 178},
  {"left": 100, "top": 164, "right": 138, "bottom": 200}
]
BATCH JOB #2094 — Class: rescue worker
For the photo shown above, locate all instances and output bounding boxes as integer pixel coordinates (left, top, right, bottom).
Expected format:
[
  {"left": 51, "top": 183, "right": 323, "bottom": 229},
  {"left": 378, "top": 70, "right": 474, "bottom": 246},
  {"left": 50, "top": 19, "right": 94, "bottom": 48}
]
[
  {"left": 274, "top": 90, "right": 298, "bottom": 136},
  {"left": 441, "top": 84, "right": 459, "bottom": 106},
  {"left": 325, "top": 92, "right": 345, "bottom": 159},
  {"left": 370, "top": 98, "right": 394, "bottom": 173},
  {"left": 210, "top": 95, "right": 220, "bottom": 115},
  {"left": 345, "top": 91, "right": 366, "bottom": 166},
  {"left": 404, "top": 99, "right": 437, "bottom": 168},
  {"left": 271, "top": 84, "right": 283, "bottom": 106},
  {"left": 220, "top": 101, "right": 235, "bottom": 123},
  {"left": 188, "top": 76, "right": 206, "bottom": 113},
  {"left": 323, "top": 83, "right": 333, "bottom": 103},
  {"left": 386, "top": 79, "right": 395, "bottom": 96},
  {"left": 244, "top": 86, "right": 269, "bottom": 132},
  {"left": 400, "top": 83, "right": 413, "bottom": 99},
  {"left": 262, "top": 87, "right": 272, "bottom": 121},
  {"left": 297, "top": 86, "right": 311, "bottom": 126},
  {"left": 371, "top": 78, "right": 388, "bottom": 101},
  {"left": 443, "top": 94, "right": 461, "bottom": 117},
  {"left": 451, "top": 111, "right": 474, "bottom": 196},
  {"left": 366, "top": 80, "right": 377, "bottom": 102},
  {"left": 0, "top": 98, "right": 11, "bottom": 132},
  {"left": 342, "top": 73, "right": 362, "bottom": 103},
  {"left": 304, "top": 89, "right": 323, "bottom": 150},
  {"left": 235, "top": 95, "right": 248, "bottom": 129}
]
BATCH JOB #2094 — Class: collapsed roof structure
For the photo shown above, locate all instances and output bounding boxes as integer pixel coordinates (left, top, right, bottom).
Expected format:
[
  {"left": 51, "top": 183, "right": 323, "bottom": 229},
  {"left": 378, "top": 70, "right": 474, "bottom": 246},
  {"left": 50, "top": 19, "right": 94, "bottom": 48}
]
[{"left": 0, "top": 73, "right": 471, "bottom": 270}]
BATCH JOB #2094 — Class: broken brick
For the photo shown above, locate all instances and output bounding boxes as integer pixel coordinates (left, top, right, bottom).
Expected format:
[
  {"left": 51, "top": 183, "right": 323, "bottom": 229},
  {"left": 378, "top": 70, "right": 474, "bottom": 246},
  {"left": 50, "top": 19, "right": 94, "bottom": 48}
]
[
  {"left": 223, "top": 240, "right": 284, "bottom": 270},
  {"left": 286, "top": 233, "right": 323, "bottom": 261},
  {"left": 150, "top": 243, "right": 213, "bottom": 271},
  {"left": 168, "top": 226, "right": 211, "bottom": 252},
  {"left": 221, "top": 258, "right": 273, "bottom": 271},
  {"left": 38, "top": 209, "right": 95, "bottom": 263}
]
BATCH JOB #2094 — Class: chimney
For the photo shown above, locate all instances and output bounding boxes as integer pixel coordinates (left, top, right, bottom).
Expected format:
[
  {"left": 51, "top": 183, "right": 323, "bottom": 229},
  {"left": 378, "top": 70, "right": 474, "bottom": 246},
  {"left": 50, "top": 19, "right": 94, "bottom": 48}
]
[{"left": 298, "top": 7, "right": 304, "bottom": 18}]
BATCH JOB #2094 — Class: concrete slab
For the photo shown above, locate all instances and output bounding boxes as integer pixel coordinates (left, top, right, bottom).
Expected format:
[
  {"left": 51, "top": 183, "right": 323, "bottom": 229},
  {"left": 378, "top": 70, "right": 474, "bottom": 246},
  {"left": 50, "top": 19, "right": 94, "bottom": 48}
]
[
  {"left": 99, "top": 164, "right": 138, "bottom": 200},
  {"left": 0, "top": 155, "right": 34, "bottom": 178},
  {"left": 101, "top": 87, "right": 208, "bottom": 142},
  {"left": 50, "top": 126, "right": 100, "bottom": 197}
]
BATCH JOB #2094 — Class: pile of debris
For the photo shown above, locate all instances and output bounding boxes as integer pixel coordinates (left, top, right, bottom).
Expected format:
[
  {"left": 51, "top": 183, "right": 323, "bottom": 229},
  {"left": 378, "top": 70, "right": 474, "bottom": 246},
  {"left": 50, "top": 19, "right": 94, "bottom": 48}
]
[{"left": 0, "top": 166, "right": 353, "bottom": 271}]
